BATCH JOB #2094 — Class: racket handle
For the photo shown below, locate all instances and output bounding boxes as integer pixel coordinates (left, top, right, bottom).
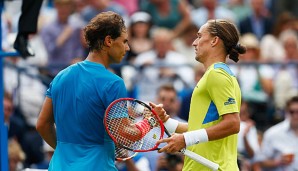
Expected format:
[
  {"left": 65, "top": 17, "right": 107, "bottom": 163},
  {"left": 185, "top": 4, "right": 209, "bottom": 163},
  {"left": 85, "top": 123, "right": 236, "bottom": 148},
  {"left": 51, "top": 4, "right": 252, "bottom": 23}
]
[{"left": 181, "top": 148, "right": 219, "bottom": 171}]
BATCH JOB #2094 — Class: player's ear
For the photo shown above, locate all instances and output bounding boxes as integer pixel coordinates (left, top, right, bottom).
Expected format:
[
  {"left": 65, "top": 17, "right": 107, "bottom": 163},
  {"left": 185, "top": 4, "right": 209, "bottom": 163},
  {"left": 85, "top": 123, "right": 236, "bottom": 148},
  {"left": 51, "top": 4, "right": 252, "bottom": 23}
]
[
  {"left": 104, "top": 35, "right": 113, "bottom": 47},
  {"left": 211, "top": 36, "right": 219, "bottom": 47}
]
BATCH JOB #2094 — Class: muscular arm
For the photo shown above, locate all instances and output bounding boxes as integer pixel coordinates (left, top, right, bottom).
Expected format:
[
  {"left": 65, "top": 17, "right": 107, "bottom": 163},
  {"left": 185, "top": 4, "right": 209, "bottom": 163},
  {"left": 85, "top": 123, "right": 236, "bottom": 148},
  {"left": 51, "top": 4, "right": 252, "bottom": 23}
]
[
  {"left": 36, "top": 97, "right": 57, "bottom": 149},
  {"left": 206, "top": 112, "right": 240, "bottom": 141},
  {"left": 175, "top": 122, "right": 188, "bottom": 133},
  {"left": 157, "top": 112, "right": 240, "bottom": 153},
  {"left": 160, "top": 113, "right": 239, "bottom": 138}
]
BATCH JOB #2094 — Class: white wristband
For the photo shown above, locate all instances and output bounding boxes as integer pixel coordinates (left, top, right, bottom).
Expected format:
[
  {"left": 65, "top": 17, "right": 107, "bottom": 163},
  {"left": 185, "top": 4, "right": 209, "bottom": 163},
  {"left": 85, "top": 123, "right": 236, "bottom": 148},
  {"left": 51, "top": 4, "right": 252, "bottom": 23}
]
[
  {"left": 163, "top": 118, "right": 179, "bottom": 134},
  {"left": 183, "top": 129, "right": 208, "bottom": 147}
]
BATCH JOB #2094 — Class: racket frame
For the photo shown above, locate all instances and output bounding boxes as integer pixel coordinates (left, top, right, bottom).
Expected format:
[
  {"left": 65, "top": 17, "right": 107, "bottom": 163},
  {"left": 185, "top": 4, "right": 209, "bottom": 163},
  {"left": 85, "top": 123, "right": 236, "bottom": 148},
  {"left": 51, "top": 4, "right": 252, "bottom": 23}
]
[
  {"left": 105, "top": 98, "right": 219, "bottom": 170},
  {"left": 104, "top": 98, "right": 165, "bottom": 152}
]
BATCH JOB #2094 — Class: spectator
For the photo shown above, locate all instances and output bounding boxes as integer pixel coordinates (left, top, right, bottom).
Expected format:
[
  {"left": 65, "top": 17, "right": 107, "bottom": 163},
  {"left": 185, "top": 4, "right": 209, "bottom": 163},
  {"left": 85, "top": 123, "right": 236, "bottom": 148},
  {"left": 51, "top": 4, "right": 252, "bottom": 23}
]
[
  {"left": 80, "top": 0, "right": 129, "bottom": 24},
  {"left": 113, "top": 0, "right": 139, "bottom": 15},
  {"left": 256, "top": 96, "right": 298, "bottom": 171},
  {"left": 279, "top": 29, "right": 298, "bottom": 61},
  {"left": 225, "top": 0, "right": 251, "bottom": 21},
  {"left": 40, "top": 0, "right": 85, "bottom": 77},
  {"left": 126, "top": 11, "right": 153, "bottom": 63},
  {"left": 267, "top": 0, "right": 298, "bottom": 21},
  {"left": 3, "top": 58, "right": 47, "bottom": 167},
  {"left": 67, "top": 0, "right": 88, "bottom": 29},
  {"left": 230, "top": 33, "right": 275, "bottom": 130},
  {"left": 238, "top": 0, "right": 274, "bottom": 40},
  {"left": 260, "top": 12, "right": 295, "bottom": 62},
  {"left": 120, "top": 11, "right": 154, "bottom": 95},
  {"left": 238, "top": 100, "right": 260, "bottom": 170},
  {"left": 143, "top": 83, "right": 187, "bottom": 171},
  {"left": 172, "top": 23, "right": 199, "bottom": 66},
  {"left": 273, "top": 29, "right": 298, "bottom": 121},
  {"left": 9, "top": 139, "right": 26, "bottom": 171},
  {"left": 3, "top": 58, "right": 47, "bottom": 130},
  {"left": 140, "top": 0, "right": 192, "bottom": 39},
  {"left": 191, "top": 0, "right": 237, "bottom": 28},
  {"left": 156, "top": 84, "right": 186, "bottom": 122},
  {"left": 4, "top": 91, "right": 26, "bottom": 150}
]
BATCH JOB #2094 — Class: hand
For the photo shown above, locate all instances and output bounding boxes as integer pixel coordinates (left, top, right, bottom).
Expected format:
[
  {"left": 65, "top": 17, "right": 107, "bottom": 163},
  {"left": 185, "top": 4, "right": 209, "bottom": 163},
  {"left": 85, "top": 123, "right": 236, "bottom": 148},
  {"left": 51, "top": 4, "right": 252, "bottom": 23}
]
[
  {"left": 149, "top": 102, "right": 169, "bottom": 123},
  {"left": 157, "top": 133, "right": 186, "bottom": 153},
  {"left": 280, "top": 153, "right": 295, "bottom": 165},
  {"left": 56, "top": 26, "right": 73, "bottom": 47}
]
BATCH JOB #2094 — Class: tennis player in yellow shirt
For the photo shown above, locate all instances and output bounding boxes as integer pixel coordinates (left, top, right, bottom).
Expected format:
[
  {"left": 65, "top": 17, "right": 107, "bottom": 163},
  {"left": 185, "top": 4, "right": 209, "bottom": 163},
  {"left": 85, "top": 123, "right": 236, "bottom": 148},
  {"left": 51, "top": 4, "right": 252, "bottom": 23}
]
[{"left": 151, "top": 19, "right": 247, "bottom": 171}]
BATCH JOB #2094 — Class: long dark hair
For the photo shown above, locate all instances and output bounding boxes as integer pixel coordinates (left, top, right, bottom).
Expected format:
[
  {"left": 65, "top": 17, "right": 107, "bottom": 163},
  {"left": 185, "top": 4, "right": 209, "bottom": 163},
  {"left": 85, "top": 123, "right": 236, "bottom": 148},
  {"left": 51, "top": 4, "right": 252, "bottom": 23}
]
[{"left": 207, "top": 19, "right": 246, "bottom": 62}]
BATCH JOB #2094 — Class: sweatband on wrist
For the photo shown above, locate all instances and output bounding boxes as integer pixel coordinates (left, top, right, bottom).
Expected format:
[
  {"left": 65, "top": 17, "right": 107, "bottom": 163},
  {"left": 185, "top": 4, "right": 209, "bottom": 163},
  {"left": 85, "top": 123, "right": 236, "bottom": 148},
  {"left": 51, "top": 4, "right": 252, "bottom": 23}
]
[
  {"left": 183, "top": 129, "right": 208, "bottom": 147},
  {"left": 135, "top": 119, "right": 151, "bottom": 138},
  {"left": 163, "top": 118, "right": 179, "bottom": 134}
]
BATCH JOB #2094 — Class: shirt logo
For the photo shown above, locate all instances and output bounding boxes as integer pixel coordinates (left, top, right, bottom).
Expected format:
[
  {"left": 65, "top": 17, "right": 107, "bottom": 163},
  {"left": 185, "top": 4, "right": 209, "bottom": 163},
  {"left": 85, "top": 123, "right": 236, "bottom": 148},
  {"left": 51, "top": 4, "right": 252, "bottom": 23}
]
[{"left": 224, "top": 97, "right": 236, "bottom": 105}]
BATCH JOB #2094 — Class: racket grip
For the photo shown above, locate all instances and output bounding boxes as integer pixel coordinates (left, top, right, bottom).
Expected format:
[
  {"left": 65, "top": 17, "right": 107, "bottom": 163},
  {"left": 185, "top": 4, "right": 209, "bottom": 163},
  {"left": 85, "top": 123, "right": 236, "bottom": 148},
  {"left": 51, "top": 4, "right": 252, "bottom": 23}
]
[{"left": 181, "top": 148, "right": 219, "bottom": 171}]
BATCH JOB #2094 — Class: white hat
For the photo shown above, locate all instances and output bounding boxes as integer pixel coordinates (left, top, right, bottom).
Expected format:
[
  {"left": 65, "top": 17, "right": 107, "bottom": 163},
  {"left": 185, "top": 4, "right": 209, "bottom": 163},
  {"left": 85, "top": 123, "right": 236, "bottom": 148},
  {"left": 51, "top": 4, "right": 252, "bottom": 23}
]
[
  {"left": 240, "top": 33, "right": 259, "bottom": 49},
  {"left": 130, "top": 11, "right": 151, "bottom": 25}
]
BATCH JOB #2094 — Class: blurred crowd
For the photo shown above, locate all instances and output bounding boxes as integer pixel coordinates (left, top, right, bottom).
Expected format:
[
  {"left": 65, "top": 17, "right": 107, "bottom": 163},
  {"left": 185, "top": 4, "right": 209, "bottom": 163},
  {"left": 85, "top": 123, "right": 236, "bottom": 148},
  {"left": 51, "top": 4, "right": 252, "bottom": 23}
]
[{"left": 2, "top": 0, "right": 298, "bottom": 170}]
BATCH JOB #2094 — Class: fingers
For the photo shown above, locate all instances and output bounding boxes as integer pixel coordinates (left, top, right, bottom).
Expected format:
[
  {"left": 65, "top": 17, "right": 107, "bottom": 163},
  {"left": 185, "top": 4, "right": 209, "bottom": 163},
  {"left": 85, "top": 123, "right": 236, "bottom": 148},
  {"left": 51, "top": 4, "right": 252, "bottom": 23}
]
[
  {"left": 158, "top": 143, "right": 180, "bottom": 153},
  {"left": 156, "top": 134, "right": 185, "bottom": 153},
  {"left": 149, "top": 102, "right": 169, "bottom": 122},
  {"left": 149, "top": 102, "right": 163, "bottom": 108},
  {"left": 157, "top": 138, "right": 172, "bottom": 153},
  {"left": 157, "top": 137, "right": 169, "bottom": 144}
]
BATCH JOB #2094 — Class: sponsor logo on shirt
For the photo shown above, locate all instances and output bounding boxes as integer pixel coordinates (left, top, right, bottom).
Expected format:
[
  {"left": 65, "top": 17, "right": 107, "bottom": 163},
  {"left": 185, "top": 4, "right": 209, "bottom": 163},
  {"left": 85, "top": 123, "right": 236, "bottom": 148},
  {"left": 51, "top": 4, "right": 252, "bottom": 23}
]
[{"left": 224, "top": 97, "right": 236, "bottom": 105}]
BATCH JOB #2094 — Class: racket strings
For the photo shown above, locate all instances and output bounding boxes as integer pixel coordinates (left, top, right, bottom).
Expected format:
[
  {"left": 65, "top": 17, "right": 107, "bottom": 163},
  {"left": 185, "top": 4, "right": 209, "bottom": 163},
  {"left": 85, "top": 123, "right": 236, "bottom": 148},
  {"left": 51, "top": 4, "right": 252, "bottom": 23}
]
[
  {"left": 106, "top": 100, "right": 163, "bottom": 152},
  {"left": 115, "top": 146, "right": 137, "bottom": 160},
  {"left": 106, "top": 101, "right": 143, "bottom": 149}
]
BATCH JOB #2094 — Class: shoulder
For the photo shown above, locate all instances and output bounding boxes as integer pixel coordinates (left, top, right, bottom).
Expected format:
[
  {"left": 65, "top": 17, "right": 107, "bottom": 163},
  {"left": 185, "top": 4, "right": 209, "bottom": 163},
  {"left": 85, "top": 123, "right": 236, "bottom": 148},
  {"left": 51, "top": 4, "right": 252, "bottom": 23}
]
[
  {"left": 212, "top": 63, "right": 235, "bottom": 77},
  {"left": 205, "top": 63, "right": 236, "bottom": 87},
  {"left": 263, "top": 120, "right": 289, "bottom": 138}
]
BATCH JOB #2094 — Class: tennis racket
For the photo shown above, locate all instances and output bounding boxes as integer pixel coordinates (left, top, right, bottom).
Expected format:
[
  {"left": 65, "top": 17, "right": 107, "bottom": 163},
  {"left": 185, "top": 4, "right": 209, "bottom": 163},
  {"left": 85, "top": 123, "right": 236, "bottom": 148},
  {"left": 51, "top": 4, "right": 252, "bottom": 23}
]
[
  {"left": 104, "top": 98, "right": 219, "bottom": 170},
  {"left": 114, "top": 146, "right": 138, "bottom": 161}
]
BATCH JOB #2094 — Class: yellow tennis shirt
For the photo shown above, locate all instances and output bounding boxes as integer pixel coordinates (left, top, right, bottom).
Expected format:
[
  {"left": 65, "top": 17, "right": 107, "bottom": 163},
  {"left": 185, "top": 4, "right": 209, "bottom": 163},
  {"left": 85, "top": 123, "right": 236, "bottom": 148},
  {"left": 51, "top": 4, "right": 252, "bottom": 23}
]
[{"left": 183, "top": 62, "right": 241, "bottom": 171}]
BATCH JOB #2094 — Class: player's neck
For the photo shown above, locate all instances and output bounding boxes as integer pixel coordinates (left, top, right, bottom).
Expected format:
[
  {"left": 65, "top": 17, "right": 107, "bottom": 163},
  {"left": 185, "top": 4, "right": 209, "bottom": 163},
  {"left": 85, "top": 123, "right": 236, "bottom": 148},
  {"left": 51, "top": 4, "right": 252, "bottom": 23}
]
[
  {"left": 86, "top": 51, "right": 109, "bottom": 68},
  {"left": 203, "top": 57, "right": 225, "bottom": 69},
  {"left": 203, "top": 48, "right": 226, "bottom": 69}
]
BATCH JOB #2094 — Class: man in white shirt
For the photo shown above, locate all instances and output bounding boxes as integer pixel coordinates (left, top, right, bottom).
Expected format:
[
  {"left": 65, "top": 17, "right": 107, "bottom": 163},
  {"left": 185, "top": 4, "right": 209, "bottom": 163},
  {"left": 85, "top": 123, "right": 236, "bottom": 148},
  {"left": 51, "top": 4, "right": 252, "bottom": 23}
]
[{"left": 256, "top": 96, "right": 298, "bottom": 171}]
